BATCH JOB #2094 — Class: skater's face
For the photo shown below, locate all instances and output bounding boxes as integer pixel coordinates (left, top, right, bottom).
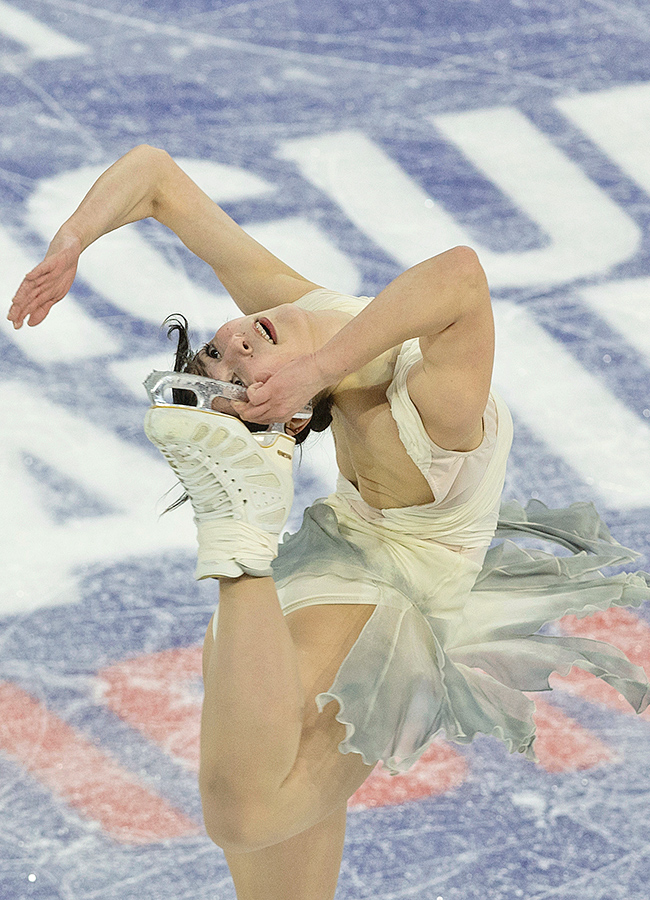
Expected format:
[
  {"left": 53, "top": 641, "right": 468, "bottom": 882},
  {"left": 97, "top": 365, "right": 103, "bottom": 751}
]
[{"left": 194, "top": 303, "right": 322, "bottom": 412}]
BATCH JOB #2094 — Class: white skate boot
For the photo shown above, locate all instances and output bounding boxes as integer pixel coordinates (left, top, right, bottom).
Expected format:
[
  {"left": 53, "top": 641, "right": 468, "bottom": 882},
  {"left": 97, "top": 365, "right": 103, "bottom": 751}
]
[{"left": 144, "top": 378, "right": 295, "bottom": 580}]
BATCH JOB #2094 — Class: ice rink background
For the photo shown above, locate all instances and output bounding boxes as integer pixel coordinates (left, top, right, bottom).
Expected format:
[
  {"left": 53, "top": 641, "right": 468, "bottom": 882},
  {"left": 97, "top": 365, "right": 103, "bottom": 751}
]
[{"left": 2, "top": 0, "right": 650, "bottom": 897}]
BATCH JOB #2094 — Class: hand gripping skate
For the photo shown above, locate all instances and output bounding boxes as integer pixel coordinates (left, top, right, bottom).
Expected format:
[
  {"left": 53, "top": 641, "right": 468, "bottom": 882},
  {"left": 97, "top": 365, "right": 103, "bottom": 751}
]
[
  {"left": 143, "top": 370, "right": 312, "bottom": 420},
  {"left": 143, "top": 371, "right": 296, "bottom": 580}
]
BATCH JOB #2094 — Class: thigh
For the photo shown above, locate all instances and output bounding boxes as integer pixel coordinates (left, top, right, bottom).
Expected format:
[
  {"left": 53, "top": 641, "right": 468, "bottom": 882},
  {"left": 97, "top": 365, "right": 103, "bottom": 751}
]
[
  {"left": 203, "top": 600, "right": 378, "bottom": 841},
  {"left": 274, "top": 603, "right": 378, "bottom": 824},
  {"left": 285, "top": 602, "right": 376, "bottom": 697}
]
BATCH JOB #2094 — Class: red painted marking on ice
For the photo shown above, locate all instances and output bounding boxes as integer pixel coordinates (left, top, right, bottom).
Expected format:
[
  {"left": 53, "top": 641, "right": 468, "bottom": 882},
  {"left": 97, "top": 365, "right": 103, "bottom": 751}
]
[
  {"left": 531, "top": 699, "right": 615, "bottom": 773},
  {"left": 549, "top": 667, "right": 639, "bottom": 712},
  {"left": 561, "top": 607, "right": 650, "bottom": 668},
  {"left": 100, "top": 646, "right": 467, "bottom": 810},
  {"left": 347, "top": 740, "right": 468, "bottom": 809},
  {"left": 0, "top": 681, "right": 201, "bottom": 844},
  {"left": 98, "top": 646, "right": 204, "bottom": 771},
  {"left": 550, "top": 607, "right": 650, "bottom": 719}
]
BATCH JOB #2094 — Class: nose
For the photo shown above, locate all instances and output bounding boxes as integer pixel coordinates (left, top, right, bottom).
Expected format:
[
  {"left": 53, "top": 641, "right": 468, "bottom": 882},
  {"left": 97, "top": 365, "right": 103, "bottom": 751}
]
[{"left": 230, "top": 332, "right": 253, "bottom": 357}]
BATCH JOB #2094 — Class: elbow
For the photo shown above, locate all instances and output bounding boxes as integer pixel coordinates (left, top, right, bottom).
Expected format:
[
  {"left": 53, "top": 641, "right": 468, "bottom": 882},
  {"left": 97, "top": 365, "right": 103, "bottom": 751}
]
[
  {"left": 448, "top": 245, "right": 482, "bottom": 275},
  {"left": 129, "top": 145, "right": 174, "bottom": 215},
  {"left": 427, "top": 245, "right": 484, "bottom": 281},
  {"left": 448, "top": 245, "right": 489, "bottom": 303},
  {"left": 128, "top": 144, "right": 172, "bottom": 177},
  {"left": 131, "top": 143, "right": 168, "bottom": 160}
]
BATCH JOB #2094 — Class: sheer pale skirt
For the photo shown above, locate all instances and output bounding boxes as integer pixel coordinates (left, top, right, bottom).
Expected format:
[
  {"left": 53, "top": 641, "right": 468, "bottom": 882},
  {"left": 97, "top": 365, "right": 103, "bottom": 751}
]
[{"left": 272, "top": 497, "right": 650, "bottom": 774}]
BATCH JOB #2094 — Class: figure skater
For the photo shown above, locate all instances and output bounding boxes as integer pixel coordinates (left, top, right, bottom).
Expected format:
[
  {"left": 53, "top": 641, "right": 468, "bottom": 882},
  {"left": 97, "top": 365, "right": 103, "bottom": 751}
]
[{"left": 8, "top": 145, "right": 650, "bottom": 900}]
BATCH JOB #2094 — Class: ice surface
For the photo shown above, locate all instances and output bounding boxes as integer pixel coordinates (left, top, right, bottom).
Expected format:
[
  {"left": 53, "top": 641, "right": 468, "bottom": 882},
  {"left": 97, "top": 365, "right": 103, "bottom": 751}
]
[{"left": 2, "top": 0, "right": 650, "bottom": 897}]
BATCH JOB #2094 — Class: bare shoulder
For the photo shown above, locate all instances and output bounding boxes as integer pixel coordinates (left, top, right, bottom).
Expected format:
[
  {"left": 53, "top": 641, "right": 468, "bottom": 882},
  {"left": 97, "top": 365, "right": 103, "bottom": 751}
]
[{"left": 406, "top": 250, "right": 495, "bottom": 451}]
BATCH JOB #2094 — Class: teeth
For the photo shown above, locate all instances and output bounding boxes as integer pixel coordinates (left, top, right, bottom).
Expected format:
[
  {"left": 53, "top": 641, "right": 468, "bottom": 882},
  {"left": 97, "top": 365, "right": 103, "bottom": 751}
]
[{"left": 254, "top": 319, "right": 274, "bottom": 343}]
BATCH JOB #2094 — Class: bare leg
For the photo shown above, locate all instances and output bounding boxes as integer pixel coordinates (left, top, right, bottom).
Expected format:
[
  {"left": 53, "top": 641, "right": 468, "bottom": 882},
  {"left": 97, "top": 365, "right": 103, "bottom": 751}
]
[
  {"left": 224, "top": 805, "right": 347, "bottom": 900},
  {"left": 200, "top": 574, "right": 375, "bottom": 850},
  {"left": 200, "top": 575, "right": 306, "bottom": 804}
]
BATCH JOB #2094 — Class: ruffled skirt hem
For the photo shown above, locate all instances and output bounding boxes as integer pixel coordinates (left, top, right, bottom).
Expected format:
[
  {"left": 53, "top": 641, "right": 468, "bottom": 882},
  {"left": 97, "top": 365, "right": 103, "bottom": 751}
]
[{"left": 274, "top": 499, "right": 650, "bottom": 774}]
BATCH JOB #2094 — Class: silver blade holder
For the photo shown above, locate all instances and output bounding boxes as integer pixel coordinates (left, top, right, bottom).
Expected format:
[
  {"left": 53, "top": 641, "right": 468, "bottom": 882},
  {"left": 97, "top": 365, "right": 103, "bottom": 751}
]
[{"left": 143, "top": 370, "right": 312, "bottom": 433}]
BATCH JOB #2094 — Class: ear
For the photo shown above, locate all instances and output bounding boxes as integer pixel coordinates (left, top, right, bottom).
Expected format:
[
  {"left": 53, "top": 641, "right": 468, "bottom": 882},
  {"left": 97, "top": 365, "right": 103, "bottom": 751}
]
[{"left": 285, "top": 414, "right": 312, "bottom": 437}]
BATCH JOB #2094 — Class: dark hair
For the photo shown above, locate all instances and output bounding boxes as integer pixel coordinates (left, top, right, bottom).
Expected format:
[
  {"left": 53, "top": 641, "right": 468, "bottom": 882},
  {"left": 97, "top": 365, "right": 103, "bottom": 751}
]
[{"left": 163, "top": 314, "right": 334, "bottom": 445}]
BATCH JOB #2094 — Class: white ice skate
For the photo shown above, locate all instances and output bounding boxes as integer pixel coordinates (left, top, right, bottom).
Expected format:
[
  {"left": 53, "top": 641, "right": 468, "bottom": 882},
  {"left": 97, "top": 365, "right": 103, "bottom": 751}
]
[{"left": 143, "top": 371, "right": 296, "bottom": 580}]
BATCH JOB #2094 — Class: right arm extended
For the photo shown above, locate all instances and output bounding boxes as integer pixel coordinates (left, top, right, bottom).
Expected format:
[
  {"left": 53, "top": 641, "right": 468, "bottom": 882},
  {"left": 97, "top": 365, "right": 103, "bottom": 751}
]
[{"left": 7, "top": 145, "right": 320, "bottom": 328}]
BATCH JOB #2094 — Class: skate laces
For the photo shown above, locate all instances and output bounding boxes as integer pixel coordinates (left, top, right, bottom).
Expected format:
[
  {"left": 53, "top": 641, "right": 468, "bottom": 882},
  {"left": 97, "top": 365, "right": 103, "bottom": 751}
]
[
  {"left": 157, "top": 445, "right": 233, "bottom": 520},
  {"left": 144, "top": 404, "right": 294, "bottom": 578}
]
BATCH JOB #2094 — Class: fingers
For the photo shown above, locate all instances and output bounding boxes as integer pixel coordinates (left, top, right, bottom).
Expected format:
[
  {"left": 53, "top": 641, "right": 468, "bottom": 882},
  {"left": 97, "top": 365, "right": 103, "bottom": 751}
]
[
  {"left": 231, "top": 392, "right": 282, "bottom": 425},
  {"left": 243, "top": 381, "right": 269, "bottom": 408},
  {"left": 8, "top": 299, "right": 51, "bottom": 329},
  {"left": 8, "top": 261, "right": 68, "bottom": 328},
  {"left": 230, "top": 398, "right": 274, "bottom": 424},
  {"left": 8, "top": 282, "right": 59, "bottom": 328},
  {"left": 229, "top": 381, "right": 271, "bottom": 423},
  {"left": 230, "top": 373, "right": 311, "bottom": 425},
  {"left": 26, "top": 300, "right": 56, "bottom": 327},
  {"left": 8, "top": 280, "right": 45, "bottom": 328},
  {"left": 7, "top": 282, "right": 33, "bottom": 329},
  {"left": 7, "top": 248, "right": 76, "bottom": 328}
]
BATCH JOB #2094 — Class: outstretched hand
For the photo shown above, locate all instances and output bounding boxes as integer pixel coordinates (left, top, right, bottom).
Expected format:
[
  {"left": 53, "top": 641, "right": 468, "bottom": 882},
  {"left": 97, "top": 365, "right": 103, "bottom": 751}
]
[
  {"left": 231, "top": 353, "right": 330, "bottom": 427},
  {"left": 7, "top": 232, "right": 82, "bottom": 329}
]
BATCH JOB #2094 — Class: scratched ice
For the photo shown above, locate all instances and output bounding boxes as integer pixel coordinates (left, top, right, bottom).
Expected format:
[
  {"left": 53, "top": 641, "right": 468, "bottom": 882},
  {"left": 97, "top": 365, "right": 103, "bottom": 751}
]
[{"left": 1, "top": 0, "right": 650, "bottom": 898}]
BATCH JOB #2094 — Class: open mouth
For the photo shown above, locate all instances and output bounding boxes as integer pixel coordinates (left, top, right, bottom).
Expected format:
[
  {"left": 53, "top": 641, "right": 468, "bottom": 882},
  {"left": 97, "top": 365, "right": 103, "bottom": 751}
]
[{"left": 254, "top": 317, "right": 277, "bottom": 343}]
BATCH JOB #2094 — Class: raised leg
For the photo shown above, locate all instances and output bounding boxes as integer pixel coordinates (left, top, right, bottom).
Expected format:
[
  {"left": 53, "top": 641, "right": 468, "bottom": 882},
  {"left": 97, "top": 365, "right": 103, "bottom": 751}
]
[
  {"left": 224, "top": 805, "right": 347, "bottom": 900},
  {"left": 200, "top": 575, "right": 306, "bottom": 826},
  {"left": 199, "top": 574, "right": 376, "bottom": 853},
  {"left": 144, "top": 404, "right": 375, "bottom": 865}
]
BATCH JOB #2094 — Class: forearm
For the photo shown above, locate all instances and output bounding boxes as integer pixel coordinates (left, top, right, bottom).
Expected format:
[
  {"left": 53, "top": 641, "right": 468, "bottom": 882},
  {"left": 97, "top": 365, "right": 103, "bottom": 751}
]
[
  {"left": 49, "top": 144, "right": 165, "bottom": 254},
  {"left": 50, "top": 144, "right": 231, "bottom": 270},
  {"left": 315, "top": 246, "right": 487, "bottom": 385}
]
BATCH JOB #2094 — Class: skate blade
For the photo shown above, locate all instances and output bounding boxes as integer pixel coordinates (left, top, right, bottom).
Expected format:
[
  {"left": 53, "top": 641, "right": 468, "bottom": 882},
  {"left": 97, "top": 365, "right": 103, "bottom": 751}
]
[{"left": 143, "top": 370, "right": 311, "bottom": 435}]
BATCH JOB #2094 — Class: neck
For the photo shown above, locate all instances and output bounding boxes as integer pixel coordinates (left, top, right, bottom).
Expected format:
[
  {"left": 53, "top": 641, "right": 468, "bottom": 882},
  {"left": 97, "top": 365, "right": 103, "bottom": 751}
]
[{"left": 306, "top": 309, "right": 353, "bottom": 352}]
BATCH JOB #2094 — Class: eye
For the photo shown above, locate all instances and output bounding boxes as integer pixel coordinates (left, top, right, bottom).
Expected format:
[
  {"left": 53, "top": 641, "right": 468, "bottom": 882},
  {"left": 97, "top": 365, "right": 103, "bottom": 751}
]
[
  {"left": 203, "top": 342, "right": 221, "bottom": 360},
  {"left": 231, "top": 376, "right": 245, "bottom": 387}
]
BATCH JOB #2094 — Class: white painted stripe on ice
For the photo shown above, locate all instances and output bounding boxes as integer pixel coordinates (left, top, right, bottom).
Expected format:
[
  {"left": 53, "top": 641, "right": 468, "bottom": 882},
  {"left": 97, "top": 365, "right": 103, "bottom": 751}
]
[
  {"left": 0, "top": 227, "right": 119, "bottom": 361},
  {"left": 432, "top": 106, "right": 640, "bottom": 288},
  {"left": 580, "top": 277, "right": 650, "bottom": 368},
  {"left": 280, "top": 125, "right": 640, "bottom": 291},
  {"left": 69, "top": 228, "right": 232, "bottom": 331},
  {"left": 0, "top": 0, "right": 88, "bottom": 58},
  {"left": 174, "top": 158, "right": 275, "bottom": 203},
  {"left": 492, "top": 301, "right": 650, "bottom": 509},
  {"left": 245, "top": 217, "right": 361, "bottom": 296},
  {"left": 0, "top": 382, "right": 195, "bottom": 615},
  {"left": 556, "top": 81, "right": 650, "bottom": 199},
  {"left": 278, "top": 129, "right": 469, "bottom": 270},
  {"left": 111, "top": 354, "right": 176, "bottom": 400}
]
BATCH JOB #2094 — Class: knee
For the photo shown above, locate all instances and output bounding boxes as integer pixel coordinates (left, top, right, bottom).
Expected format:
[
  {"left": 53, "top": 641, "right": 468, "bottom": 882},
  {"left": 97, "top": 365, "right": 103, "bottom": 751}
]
[{"left": 199, "top": 777, "right": 279, "bottom": 852}]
